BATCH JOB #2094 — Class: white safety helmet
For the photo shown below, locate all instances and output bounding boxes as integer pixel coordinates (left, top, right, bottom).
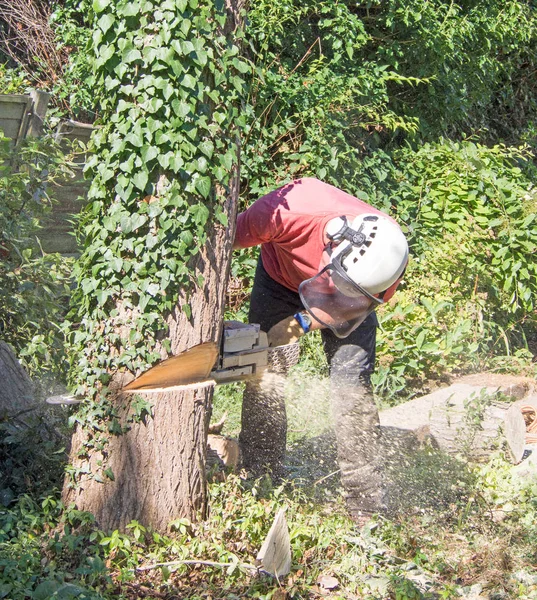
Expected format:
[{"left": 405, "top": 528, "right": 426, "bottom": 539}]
[{"left": 298, "top": 213, "right": 408, "bottom": 338}]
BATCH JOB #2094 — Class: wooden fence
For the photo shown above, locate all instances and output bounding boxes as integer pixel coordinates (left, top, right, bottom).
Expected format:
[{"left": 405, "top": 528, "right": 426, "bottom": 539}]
[
  {"left": 0, "top": 91, "right": 93, "bottom": 254},
  {"left": 0, "top": 90, "right": 50, "bottom": 142}
]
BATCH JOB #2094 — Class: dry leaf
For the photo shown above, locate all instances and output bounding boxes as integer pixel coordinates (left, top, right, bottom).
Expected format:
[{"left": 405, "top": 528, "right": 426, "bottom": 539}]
[{"left": 317, "top": 575, "right": 339, "bottom": 590}]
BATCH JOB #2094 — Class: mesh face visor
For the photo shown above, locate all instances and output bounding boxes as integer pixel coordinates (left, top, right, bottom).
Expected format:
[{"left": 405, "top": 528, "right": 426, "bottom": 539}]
[{"left": 298, "top": 262, "right": 383, "bottom": 338}]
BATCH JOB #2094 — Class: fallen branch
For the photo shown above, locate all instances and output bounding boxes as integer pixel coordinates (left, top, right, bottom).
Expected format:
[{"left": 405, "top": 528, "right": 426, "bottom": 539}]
[{"left": 135, "top": 559, "right": 259, "bottom": 573}]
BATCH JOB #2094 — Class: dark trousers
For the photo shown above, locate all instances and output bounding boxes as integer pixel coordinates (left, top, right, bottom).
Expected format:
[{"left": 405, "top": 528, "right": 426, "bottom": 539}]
[
  {"left": 248, "top": 259, "right": 378, "bottom": 378},
  {"left": 240, "top": 259, "right": 385, "bottom": 515}
]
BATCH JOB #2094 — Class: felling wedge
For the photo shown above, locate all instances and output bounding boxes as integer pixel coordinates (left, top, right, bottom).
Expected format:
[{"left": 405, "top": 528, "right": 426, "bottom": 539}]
[
  {"left": 122, "top": 342, "right": 219, "bottom": 392},
  {"left": 122, "top": 321, "right": 269, "bottom": 393}
]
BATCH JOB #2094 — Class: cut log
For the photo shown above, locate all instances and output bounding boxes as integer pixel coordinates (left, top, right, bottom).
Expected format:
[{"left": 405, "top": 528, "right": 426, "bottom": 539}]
[
  {"left": 207, "top": 434, "right": 240, "bottom": 471},
  {"left": 379, "top": 374, "right": 535, "bottom": 461}
]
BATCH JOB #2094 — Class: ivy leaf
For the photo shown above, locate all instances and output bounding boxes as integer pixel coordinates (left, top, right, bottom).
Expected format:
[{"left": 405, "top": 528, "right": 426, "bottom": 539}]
[
  {"left": 180, "top": 230, "right": 194, "bottom": 245},
  {"left": 215, "top": 208, "right": 228, "bottom": 227},
  {"left": 146, "top": 118, "right": 162, "bottom": 134},
  {"left": 199, "top": 140, "right": 214, "bottom": 158},
  {"left": 231, "top": 75, "right": 244, "bottom": 92},
  {"left": 232, "top": 57, "right": 250, "bottom": 74},
  {"left": 125, "top": 130, "right": 144, "bottom": 147},
  {"left": 95, "top": 289, "right": 109, "bottom": 305},
  {"left": 220, "top": 150, "right": 234, "bottom": 171},
  {"left": 146, "top": 283, "right": 160, "bottom": 296},
  {"left": 169, "top": 154, "right": 184, "bottom": 171},
  {"left": 121, "top": 214, "right": 147, "bottom": 233},
  {"left": 98, "top": 13, "right": 115, "bottom": 33},
  {"left": 155, "top": 131, "right": 170, "bottom": 145},
  {"left": 133, "top": 171, "right": 148, "bottom": 190},
  {"left": 92, "top": 0, "right": 109, "bottom": 13},
  {"left": 103, "top": 216, "right": 117, "bottom": 231},
  {"left": 162, "top": 84, "right": 175, "bottom": 100},
  {"left": 81, "top": 277, "right": 98, "bottom": 294},
  {"left": 124, "top": 48, "right": 143, "bottom": 63},
  {"left": 172, "top": 99, "right": 191, "bottom": 118},
  {"left": 195, "top": 49, "right": 208, "bottom": 66},
  {"left": 181, "top": 41, "right": 195, "bottom": 54},
  {"left": 190, "top": 202, "right": 210, "bottom": 225},
  {"left": 110, "top": 257, "right": 123, "bottom": 272},
  {"left": 195, "top": 176, "right": 211, "bottom": 199},
  {"left": 181, "top": 74, "right": 197, "bottom": 90},
  {"left": 118, "top": 1, "right": 140, "bottom": 16},
  {"left": 141, "top": 145, "right": 159, "bottom": 162},
  {"left": 144, "top": 97, "right": 164, "bottom": 113},
  {"left": 100, "top": 167, "right": 115, "bottom": 183},
  {"left": 158, "top": 152, "right": 172, "bottom": 169}
]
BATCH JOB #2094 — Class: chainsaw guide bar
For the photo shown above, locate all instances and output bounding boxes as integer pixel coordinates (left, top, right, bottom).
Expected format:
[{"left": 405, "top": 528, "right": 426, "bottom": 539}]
[{"left": 122, "top": 322, "right": 269, "bottom": 393}]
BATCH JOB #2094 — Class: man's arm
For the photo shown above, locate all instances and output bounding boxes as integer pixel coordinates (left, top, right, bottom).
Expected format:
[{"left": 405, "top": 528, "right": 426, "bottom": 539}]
[{"left": 233, "top": 190, "right": 284, "bottom": 250}]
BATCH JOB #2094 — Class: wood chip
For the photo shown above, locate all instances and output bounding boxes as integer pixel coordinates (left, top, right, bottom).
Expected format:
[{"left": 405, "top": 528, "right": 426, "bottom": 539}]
[
  {"left": 256, "top": 508, "right": 291, "bottom": 578},
  {"left": 317, "top": 575, "right": 339, "bottom": 590}
]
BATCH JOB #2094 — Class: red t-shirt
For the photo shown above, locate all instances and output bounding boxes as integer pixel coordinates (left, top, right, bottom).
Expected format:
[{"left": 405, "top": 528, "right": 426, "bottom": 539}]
[{"left": 234, "top": 178, "right": 401, "bottom": 299}]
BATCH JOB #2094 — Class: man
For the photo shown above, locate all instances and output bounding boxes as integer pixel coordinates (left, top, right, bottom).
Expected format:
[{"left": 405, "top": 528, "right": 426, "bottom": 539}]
[{"left": 233, "top": 177, "right": 408, "bottom": 521}]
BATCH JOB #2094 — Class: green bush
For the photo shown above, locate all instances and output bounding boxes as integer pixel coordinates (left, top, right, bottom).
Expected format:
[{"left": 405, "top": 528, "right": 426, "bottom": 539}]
[
  {"left": 0, "top": 133, "right": 75, "bottom": 377},
  {"left": 237, "top": 0, "right": 537, "bottom": 211},
  {"left": 240, "top": 0, "right": 420, "bottom": 203},
  {"left": 0, "top": 63, "right": 31, "bottom": 94},
  {"left": 366, "top": 0, "right": 537, "bottom": 142},
  {"left": 369, "top": 140, "right": 537, "bottom": 399},
  {"left": 48, "top": 0, "right": 95, "bottom": 123}
]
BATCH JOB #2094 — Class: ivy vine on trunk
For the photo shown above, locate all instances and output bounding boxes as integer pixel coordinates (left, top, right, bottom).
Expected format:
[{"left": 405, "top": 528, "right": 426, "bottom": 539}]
[{"left": 62, "top": 0, "right": 247, "bottom": 531}]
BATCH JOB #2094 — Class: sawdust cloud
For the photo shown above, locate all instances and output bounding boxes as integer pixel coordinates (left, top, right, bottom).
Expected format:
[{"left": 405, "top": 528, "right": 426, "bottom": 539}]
[{"left": 266, "top": 367, "right": 474, "bottom": 518}]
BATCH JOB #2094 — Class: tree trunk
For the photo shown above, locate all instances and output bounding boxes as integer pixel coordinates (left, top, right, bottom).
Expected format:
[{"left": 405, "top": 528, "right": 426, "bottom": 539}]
[
  {"left": 61, "top": 0, "right": 244, "bottom": 532},
  {"left": 63, "top": 186, "right": 238, "bottom": 532},
  {"left": 0, "top": 341, "right": 35, "bottom": 419}
]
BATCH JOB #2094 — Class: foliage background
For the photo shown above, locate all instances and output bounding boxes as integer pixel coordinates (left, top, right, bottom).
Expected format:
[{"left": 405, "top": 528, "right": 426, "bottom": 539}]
[
  {"left": 0, "top": 0, "right": 537, "bottom": 597},
  {"left": 0, "top": 134, "right": 75, "bottom": 377},
  {"left": 2, "top": 0, "right": 536, "bottom": 396},
  {"left": 233, "top": 0, "right": 537, "bottom": 400}
]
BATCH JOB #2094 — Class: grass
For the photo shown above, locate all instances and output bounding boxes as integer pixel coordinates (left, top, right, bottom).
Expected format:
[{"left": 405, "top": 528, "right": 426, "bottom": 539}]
[
  {"left": 1, "top": 342, "right": 536, "bottom": 599},
  {"left": 1, "top": 455, "right": 536, "bottom": 599}
]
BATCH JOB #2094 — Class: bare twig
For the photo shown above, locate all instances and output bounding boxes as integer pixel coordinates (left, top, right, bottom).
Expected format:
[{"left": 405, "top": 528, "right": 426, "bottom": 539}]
[
  {"left": 314, "top": 469, "right": 341, "bottom": 486},
  {"left": 0, "top": 0, "right": 67, "bottom": 88},
  {"left": 135, "top": 559, "right": 259, "bottom": 573}
]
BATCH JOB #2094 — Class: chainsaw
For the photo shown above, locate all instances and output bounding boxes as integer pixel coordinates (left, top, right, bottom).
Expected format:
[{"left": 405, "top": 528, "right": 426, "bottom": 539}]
[
  {"left": 46, "top": 322, "right": 269, "bottom": 403},
  {"left": 122, "top": 321, "right": 269, "bottom": 392}
]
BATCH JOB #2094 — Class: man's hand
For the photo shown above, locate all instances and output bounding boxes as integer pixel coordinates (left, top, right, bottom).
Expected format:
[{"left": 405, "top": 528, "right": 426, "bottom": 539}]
[{"left": 267, "top": 317, "right": 303, "bottom": 347}]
